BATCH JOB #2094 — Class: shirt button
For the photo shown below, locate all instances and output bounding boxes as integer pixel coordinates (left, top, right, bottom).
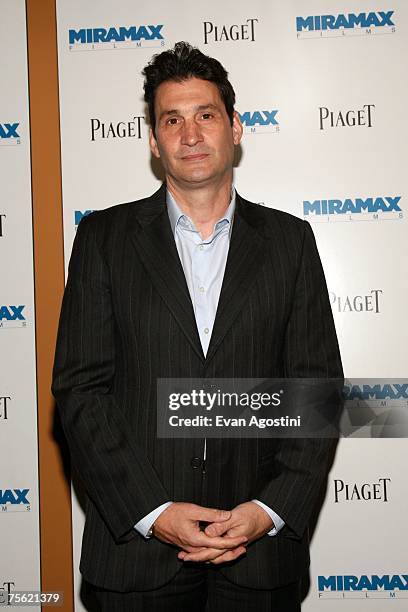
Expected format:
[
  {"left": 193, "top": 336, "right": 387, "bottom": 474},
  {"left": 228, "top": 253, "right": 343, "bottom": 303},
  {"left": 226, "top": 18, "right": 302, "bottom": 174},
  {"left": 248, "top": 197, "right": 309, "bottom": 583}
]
[
  {"left": 204, "top": 328, "right": 209, "bottom": 334},
  {"left": 199, "top": 286, "right": 205, "bottom": 293},
  {"left": 199, "top": 245, "right": 204, "bottom": 250},
  {"left": 191, "top": 457, "right": 202, "bottom": 469}
]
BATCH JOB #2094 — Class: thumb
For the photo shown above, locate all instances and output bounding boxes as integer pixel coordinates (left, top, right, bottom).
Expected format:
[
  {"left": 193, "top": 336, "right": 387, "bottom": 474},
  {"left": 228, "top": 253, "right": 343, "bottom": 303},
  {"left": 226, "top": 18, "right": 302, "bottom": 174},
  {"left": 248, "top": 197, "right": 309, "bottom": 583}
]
[
  {"left": 205, "top": 520, "right": 231, "bottom": 537},
  {"left": 192, "top": 506, "right": 231, "bottom": 523}
]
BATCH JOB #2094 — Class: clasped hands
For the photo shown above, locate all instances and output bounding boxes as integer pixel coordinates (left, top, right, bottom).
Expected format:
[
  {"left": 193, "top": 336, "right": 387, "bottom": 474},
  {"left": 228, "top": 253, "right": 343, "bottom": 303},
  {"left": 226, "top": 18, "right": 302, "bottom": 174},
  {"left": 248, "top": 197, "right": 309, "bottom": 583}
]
[{"left": 153, "top": 501, "right": 274, "bottom": 565}]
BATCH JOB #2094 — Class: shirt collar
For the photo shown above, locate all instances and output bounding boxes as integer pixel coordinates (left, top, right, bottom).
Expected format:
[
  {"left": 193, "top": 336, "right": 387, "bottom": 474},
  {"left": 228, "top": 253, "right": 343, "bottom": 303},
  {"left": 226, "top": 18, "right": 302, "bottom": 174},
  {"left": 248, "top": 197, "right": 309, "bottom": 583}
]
[{"left": 167, "top": 188, "right": 236, "bottom": 236}]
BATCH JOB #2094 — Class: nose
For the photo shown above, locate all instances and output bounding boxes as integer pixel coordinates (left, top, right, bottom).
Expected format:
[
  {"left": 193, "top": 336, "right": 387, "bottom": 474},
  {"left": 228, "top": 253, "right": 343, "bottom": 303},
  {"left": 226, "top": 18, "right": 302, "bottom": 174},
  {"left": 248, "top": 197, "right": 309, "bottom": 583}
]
[{"left": 181, "top": 118, "right": 203, "bottom": 147}]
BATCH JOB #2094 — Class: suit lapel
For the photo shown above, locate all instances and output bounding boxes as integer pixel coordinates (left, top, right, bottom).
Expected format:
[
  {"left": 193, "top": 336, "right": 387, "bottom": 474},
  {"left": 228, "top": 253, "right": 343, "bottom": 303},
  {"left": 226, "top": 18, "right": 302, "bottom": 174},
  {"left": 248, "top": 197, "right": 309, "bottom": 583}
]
[
  {"left": 205, "top": 194, "right": 266, "bottom": 364},
  {"left": 130, "top": 186, "right": 205, "bottom": 363},
  {"left": 129, "top": 187, "right": 266, "bottom": 365}
]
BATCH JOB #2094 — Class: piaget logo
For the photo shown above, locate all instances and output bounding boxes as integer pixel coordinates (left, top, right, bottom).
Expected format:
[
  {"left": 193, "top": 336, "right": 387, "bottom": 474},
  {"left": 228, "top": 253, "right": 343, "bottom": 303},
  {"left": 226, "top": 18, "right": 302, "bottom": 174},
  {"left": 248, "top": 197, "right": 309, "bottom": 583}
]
[
  {"left": 319, "top": 104, "right": 375, "bottom": 130},
  {"left": 0, "top": 396, "right": 11, "bottom": 420},
  {"left": 203, "top": 18, "right": 258, "bottom": 44},
  {"left": 329, "top": 290, "right": 382, "bottom": 314},
  {"left": 0, "top": 583, "right": 15, "bottom": 606},
  {"left": 90, "top": 116, "right": 144, "bottom": 141},
  {"left": 333, "top": 477, "right": 390, "bottom": 502}
]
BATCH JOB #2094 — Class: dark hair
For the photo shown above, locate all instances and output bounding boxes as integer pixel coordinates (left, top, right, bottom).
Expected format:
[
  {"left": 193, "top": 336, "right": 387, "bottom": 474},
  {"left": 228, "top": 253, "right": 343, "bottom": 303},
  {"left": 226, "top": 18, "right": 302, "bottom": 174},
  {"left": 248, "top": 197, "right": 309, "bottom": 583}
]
[{"left": 143, "top": 41, "right": 235, "bottom": 134}]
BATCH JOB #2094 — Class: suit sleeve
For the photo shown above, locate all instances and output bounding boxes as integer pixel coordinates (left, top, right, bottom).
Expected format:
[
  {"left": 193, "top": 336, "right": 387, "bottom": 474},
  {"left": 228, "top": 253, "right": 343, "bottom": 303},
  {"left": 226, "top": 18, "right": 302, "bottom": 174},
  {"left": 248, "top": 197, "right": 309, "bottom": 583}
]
[
  {"left": 52, "top": 214, "right": 170, "bottom": 543},
  {"left": 254, "top": 220, "right": 343, "bottom": 539}
]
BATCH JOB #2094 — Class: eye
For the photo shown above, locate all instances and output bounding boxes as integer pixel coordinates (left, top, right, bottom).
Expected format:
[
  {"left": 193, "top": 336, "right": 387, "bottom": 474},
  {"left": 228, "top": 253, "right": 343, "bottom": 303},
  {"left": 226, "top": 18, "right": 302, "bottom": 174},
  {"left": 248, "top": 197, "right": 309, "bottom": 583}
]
[
  {"left": 166, "top": 116, "right": 180, "bottom": 126},
  {"left": 201, "top": 112, "right": 213, "bottom": 120}
]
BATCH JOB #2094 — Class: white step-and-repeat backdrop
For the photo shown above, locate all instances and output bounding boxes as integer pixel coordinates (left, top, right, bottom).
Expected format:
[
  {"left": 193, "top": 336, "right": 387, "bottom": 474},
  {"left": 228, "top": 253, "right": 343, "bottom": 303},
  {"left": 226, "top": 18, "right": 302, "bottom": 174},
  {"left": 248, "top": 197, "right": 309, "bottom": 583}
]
[
  {"left": 0, "top": 0, "right": 41, "bottom": 607},
  {"left": 55, "top": 1, "right": 407, "bottom": 609}
]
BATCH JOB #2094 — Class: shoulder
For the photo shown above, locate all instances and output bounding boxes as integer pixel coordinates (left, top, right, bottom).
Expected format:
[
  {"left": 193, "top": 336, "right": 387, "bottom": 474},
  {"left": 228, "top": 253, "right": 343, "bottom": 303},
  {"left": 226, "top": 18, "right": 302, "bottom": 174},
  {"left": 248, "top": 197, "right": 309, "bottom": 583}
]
[
  {"left": 236, "top": 194, "right": 320, "bottom": 274},
  {"left": 76, "top": 185, "right": 166, "bottom": 236},
  {"left": 236, "top": 193, "right": 311, "bottom": 241},
  {"left": 73, "top": 188, "right": 165, "bottom": 262},
  {"left": 78, "top": 193, "right": 159, "bottom": 227}
]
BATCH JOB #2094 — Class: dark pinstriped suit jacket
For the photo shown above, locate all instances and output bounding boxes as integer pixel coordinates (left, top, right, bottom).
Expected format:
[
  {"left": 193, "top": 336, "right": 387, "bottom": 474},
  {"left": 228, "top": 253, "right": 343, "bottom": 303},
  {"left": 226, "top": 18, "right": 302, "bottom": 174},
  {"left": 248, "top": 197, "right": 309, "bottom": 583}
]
[{"left": 52, "top": 184, "right": 343, "bottom": 593}]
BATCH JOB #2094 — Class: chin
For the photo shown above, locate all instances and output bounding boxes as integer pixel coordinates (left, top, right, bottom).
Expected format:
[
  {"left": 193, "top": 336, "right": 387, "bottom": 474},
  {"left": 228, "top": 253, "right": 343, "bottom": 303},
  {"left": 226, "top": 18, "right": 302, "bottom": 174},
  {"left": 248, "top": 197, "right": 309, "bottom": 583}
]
[{"left": 180, "top": 172, "right": 214, "bottom": 184}]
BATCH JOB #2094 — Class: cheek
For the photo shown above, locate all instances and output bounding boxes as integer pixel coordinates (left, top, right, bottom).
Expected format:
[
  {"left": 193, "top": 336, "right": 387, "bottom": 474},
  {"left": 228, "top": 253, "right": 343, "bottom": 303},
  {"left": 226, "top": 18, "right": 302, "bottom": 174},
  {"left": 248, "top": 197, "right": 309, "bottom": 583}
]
[
  {"left": 161, "top": 145, "right": 178, "bottom": 162},
  {"left": 158, "top": 136, "right": 178, "bottom": 155}
]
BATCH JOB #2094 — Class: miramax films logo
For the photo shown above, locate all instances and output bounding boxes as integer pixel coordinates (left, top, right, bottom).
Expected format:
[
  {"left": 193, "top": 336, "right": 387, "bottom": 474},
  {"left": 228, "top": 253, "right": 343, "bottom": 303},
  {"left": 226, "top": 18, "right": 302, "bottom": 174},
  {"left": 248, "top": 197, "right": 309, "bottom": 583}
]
[
  {"left": 297, "top": 11, "right": 396, "bottom": 39},
  {"left": 69, "top": 24, "right": 165, "bottom": 51},
  {"left": 318, "top": 574, "right": 408, "bottom": 599},
  {"left": 303, "top": 195, "right": 402, "bottom": 223},
  {"left": 0, "top": 488, "right": 31, "bottom": 512},
  {"left": 74, "top": 210, "right": 93, "bottom": 230},
  {"left": 0, "top": 305, "right": 27, "bottom": 329},
  {"left": 0, "top": 122, "right": 20, "bottom": 145},
  {"left": 341, "top": 380, "right": 408, "bottom": 437},
  {"left": 238, "top": 110, "right": 279, "bottom": 134}
]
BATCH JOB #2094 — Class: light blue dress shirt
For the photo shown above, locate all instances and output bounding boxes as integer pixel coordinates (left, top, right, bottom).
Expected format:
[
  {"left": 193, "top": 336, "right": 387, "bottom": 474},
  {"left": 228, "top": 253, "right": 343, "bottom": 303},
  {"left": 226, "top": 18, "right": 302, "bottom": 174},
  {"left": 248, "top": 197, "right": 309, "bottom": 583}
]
[{"left": 134, "top": 190, "right": 285, "bottom": 538}]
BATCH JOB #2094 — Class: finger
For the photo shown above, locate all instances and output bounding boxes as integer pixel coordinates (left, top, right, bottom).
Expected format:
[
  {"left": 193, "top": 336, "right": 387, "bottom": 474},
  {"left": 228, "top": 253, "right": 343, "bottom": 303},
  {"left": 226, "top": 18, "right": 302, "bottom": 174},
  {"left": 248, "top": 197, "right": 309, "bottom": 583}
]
[
  {"left": 189, "top": 532, "right": 247, "bottom": 550},
  {"left": 179, "top": 545, "right": 207, "bottom": 554},
  {"left": 177, "top": 547, "right": 206, "bottom": 559},
  {"left": 189, "top": 505, "right": 231, "bottom": 523},
  {"left": 180, "top": 547, "right": 229, "bottom": 563},
  {"left": 210, "top": 546, "right": 247, "bottom": 565},
  {"left": 218, "top": 525, "right": 244, "bottom": 538},
  {"left": 204, "top": 520, "right": 232, "bottom": 537}
]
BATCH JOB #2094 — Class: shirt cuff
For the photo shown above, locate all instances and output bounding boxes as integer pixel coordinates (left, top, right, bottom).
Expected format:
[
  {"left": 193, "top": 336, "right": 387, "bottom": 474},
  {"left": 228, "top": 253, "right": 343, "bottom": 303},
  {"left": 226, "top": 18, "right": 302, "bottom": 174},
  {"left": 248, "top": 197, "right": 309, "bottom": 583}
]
[
  {"left": 134, "top": 502, "right": 173, "bottom": 538},
  {"left": 251, "top": 499, "right": 285, "bottom": 536}
]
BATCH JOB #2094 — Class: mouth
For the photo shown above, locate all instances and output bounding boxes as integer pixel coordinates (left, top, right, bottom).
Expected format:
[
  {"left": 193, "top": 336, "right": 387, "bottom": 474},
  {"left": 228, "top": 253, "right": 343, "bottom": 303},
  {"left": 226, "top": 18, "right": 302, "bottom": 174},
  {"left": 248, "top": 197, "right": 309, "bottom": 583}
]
[{"left": 180, "top": 153, "right": 209, "bottom": 162}]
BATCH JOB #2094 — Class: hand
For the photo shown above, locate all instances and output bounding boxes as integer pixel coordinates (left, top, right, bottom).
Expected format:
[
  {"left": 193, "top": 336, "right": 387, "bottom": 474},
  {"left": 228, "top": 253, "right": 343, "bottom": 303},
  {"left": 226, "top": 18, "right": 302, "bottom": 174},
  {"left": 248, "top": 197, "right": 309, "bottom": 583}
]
[
  {"left": 177, "top": 501, "right": 274, "bottom": 564},
  {"left": 153, "top": 502, "right": 248, "bottom": 555}
]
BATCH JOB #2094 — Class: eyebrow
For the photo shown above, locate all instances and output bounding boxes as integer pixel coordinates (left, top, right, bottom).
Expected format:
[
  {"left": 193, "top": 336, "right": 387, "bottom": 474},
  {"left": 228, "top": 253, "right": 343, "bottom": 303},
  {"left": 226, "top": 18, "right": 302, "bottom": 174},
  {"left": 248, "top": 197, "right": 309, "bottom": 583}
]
[{"left": 158, "top": 103, "right": 220, "bottom": 122}]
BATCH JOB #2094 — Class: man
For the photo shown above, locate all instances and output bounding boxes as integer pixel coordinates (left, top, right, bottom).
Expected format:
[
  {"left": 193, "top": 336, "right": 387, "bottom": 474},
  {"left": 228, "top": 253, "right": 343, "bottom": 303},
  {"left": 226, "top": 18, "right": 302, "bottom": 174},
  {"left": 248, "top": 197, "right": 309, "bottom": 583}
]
[{"left": 52, "top": 42, "right": 343, "bottom": 610}]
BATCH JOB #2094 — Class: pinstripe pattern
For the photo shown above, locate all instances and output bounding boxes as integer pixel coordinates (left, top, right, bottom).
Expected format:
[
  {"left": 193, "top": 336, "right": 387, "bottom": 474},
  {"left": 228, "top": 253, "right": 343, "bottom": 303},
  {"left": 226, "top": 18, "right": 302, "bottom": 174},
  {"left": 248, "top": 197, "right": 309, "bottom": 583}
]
[{"left": 52, "top": 184, "right": 343, "bottom": 592}]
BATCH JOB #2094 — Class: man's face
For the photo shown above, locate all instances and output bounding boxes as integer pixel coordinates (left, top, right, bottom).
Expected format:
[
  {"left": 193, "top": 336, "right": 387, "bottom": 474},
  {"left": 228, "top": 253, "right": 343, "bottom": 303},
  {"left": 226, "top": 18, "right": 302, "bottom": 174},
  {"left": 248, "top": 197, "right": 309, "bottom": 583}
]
[{"left": 149, "top": 77, "right": 242, "bottom": 189}]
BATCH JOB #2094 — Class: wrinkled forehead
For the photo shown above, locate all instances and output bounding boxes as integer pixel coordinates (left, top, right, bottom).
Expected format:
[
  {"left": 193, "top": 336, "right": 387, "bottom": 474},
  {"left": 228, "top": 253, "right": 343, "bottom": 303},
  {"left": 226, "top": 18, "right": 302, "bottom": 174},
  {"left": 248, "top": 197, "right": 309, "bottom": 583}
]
[{"left": 154, "top": 77, "right": 224, "bottom": 115}]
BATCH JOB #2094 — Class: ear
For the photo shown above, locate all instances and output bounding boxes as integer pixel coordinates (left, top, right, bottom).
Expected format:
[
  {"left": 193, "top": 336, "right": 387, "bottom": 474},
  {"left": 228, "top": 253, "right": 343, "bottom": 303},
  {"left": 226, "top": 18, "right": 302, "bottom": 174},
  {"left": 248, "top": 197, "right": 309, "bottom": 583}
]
[
  {"left": 149, "top": 128, "right": 160, "bottom": 158},
  {"left": 232, "top": 111, "right": 243, "bottom": 145}
]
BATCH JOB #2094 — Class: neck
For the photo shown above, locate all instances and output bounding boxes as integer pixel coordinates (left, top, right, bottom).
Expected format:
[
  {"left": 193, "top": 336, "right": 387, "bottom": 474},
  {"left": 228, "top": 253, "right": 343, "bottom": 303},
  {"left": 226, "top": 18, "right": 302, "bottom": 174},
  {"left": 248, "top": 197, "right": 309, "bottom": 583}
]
[{"left": 166, "top": 175, "right": 233, "bottom": 239}]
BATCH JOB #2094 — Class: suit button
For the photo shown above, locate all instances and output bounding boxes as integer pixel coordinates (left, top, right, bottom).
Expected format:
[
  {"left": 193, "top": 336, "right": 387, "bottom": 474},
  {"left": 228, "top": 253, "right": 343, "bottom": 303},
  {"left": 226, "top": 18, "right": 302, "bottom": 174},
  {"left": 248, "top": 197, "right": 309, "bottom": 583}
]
[{"left": 190, "top": 457, "right": 202, "bottom": 469}]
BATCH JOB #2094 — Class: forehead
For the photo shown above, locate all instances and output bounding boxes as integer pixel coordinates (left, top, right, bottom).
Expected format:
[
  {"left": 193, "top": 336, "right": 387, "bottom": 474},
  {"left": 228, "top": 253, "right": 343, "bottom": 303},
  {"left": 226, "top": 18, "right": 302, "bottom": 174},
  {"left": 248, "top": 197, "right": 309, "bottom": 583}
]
[{"left": 154, "top": 77, "right": 224, "bottom": 112}]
